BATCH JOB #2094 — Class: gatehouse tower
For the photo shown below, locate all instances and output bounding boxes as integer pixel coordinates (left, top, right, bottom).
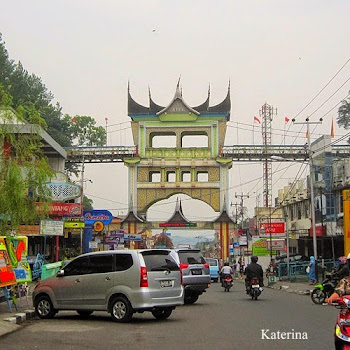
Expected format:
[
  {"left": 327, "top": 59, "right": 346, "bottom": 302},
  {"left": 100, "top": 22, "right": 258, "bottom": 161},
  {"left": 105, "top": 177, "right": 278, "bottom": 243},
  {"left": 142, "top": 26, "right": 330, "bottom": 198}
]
[{"left": 124, "top": 81, "right": 233, "bottom": 224}]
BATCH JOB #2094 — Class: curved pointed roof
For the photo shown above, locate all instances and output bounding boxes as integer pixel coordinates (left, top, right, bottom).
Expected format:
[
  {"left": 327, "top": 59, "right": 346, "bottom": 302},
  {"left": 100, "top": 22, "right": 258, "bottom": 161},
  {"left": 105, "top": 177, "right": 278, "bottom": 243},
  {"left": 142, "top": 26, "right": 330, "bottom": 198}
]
[
  {"left": 121, "top": 209, "right": 144, "bottom": 224},
  {"left": 208, "top": 82, "right": 231, "bottom": 116},
  {"left": 128, "top": 81, "right": 231, "bottom": 117},
  {"left": 212, "top": 197, "right": 235, "bottom": 223},
  {"left": 166, "top": 198, "right": 193, "bottom": 224}
]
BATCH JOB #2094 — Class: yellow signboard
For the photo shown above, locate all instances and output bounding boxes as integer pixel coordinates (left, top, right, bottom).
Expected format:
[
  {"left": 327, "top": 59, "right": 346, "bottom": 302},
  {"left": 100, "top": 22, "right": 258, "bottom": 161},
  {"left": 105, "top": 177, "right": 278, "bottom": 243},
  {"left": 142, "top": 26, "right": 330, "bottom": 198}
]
[
  {"left": 343, "top": 190, "right": 350, "bottom": 256},
  {"left": 64, "top": 222, "right": 85, "bottom": 228}
]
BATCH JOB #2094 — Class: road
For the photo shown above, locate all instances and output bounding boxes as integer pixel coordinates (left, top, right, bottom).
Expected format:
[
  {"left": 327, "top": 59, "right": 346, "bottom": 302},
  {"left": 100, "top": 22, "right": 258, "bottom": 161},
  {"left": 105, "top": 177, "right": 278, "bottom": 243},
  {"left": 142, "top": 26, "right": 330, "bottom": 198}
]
[{"left": 0, "top": 281, "right": 338, "bottom": 350}]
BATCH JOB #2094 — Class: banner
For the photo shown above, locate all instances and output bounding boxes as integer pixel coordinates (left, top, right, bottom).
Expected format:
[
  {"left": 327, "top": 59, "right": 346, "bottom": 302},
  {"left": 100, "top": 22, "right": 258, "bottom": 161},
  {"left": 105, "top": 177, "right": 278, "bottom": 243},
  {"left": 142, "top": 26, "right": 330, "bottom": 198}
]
[
  {"left": 259, "top": 222, "right": 285, "bottom": 237},
  {"left": 343, "top": 190, "right": 350, "bottom": 256},
  {"left": 0, "top": 237, "right": 19, "bottom": 287}
]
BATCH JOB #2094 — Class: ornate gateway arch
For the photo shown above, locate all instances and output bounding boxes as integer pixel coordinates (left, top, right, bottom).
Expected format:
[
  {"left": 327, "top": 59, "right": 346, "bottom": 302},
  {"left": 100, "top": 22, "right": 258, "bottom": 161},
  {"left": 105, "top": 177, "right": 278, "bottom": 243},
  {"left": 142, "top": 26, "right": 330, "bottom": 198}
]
[{"left": 124, "top": 81, "right": 233, "bottom": 219}]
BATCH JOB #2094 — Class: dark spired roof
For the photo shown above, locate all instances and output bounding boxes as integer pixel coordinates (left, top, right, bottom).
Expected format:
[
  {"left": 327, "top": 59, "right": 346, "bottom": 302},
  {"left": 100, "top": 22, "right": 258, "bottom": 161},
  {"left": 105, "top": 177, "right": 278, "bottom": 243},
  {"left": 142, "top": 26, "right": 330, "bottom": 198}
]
[
  {"left": 212, "top": 204, "right": 235, "bottom": 223},
  {"left": 149, "top": 87, "right": 165, "bottom": 114},
  {"left": 166, "top": 199, "right": 193, "bottom": 224},
  {"left": 121, "top": 209, "right": 144, "bottom": 224},
  {"left": 128, "top": 81, "right": 231, "bottom": 116},
  {"left": 193, "top": 85, "right": 210, "bottom": 114},
  {"left": 128, "top": 83, "right": 149, "bottom": 115},
  {"left": 208, "top": 82, "right": 231, "bottom": 116}
]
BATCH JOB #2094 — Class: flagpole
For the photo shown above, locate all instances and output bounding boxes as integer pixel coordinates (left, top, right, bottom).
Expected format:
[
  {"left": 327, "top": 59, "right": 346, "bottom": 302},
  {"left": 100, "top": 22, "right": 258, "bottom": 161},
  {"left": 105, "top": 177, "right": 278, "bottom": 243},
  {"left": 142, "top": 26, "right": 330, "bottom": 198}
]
[
  {"left": 105, "top": 118, "right": 108, "bottom": 146},
  {"left": 253, "top": 122, "right": 255, "bottom": 145}
]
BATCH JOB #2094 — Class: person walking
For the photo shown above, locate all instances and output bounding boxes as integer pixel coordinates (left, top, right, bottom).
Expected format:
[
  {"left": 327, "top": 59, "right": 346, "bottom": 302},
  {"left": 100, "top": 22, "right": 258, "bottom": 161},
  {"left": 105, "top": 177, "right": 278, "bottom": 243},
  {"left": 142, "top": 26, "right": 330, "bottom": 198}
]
[
  {"left": 233, "top": 259, "right": 238, "bottom": 279},
  {"left": 308, "top": 256, "right": 316, "bottom": 284},
  {"left": 239, "top": 257, "right": 245, "bottom": 279}
]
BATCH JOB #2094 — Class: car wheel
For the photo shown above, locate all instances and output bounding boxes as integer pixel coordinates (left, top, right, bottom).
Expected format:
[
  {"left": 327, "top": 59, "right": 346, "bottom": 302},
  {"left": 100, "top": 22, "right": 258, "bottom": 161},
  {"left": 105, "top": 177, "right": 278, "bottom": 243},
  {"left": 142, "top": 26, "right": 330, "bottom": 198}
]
[
  {"left": 77, "top": 310, "right": 93, "bottom": 317},
  {"left": 35, "top": 295, "right": 56, "bottom": 319},
  {"left": 110, "top": 296, "right": 133, "bottom": 323},
  {"left": 311, "top": 289, "right": 325, "bottom": 304},
  {"left": 151, "top": 307, "right": 173, "bottom": 320},
  {"left": 184, "top": 292, "right": 199, "bottom": 304}
]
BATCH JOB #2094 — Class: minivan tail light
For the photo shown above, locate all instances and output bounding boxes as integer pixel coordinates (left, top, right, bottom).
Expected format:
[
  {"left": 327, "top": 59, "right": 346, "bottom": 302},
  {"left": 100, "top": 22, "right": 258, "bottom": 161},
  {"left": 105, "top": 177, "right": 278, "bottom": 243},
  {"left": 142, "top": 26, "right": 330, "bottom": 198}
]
[
  {"left": 179, "top": 263, "right": 189, "bottom": 270},
  {"left": 140, "top": 266, "right": 148, "bottom": 287},
  {"left": 204, "top": 263, "right": 209, "bottom": 268}
]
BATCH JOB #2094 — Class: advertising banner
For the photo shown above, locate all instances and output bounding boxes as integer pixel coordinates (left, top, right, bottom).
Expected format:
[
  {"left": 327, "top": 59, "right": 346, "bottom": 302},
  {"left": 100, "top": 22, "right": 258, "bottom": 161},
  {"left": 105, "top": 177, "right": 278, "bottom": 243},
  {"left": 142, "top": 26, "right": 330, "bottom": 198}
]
[
  {"left": 343, "top": 190, "right": 350, "bottom": 256},
  {"left": 259, "top": 222, "right": 285, "bottom": 237},
  {"left": 0, "top": 237, "right": 17, "bottom": 287},
  {"left": 40, "top": 220, "right": 64, "bottom": 236},
  {"left": 36, "top": 202, "right": 82, "bottom": 216},
  {"left": 124, "top": 234, "right": 142, "bottom": 241},
  {"left": 84, "top": 210, "right": 113, "bottom": 225},
  {"left": 267, "top": 239, "right": 286, "bottom": 251},
  {"left": 252, "top": 238, "right": 277, "bottom": 256}
]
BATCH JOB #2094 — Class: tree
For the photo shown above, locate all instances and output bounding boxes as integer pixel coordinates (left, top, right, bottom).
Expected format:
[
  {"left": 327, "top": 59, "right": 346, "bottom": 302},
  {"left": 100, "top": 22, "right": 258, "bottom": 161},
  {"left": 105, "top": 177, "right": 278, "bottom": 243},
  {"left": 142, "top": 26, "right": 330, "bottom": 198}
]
[
  {"left": 153, "top": 233, "right": 174, "bottom": 248},
  {"left": 337, "top": 97, "right": 350, "bottom": 135},
  {"left": 0, "top": 109, "right": 54, "bottom": 234}
]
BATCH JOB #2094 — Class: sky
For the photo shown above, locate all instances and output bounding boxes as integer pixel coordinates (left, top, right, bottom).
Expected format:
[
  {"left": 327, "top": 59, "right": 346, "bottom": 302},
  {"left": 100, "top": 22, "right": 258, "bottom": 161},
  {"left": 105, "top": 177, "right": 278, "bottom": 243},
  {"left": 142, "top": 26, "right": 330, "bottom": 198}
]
[{"left": 1, "top": 1, "right": 350, "bottom": 237}]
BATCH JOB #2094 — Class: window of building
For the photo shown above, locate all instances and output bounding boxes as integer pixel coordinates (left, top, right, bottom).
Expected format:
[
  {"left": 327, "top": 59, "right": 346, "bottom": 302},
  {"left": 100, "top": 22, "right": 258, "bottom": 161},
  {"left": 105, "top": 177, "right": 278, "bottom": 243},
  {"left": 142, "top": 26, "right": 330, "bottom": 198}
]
[
  {"left": 197, "top": 172, "right": 208, "bottom": 182},
  {"left": 167, "top": 171, "right": 176, "bottom": 182},
  {"left": 150, "top": 171, "right": 161, "bottom": 182},
  {"left": 182, "top": 171, "right": 191, "bottom": 182},
  {"left": 181, "top": 133, "right": 208, "bottom": 148},
  {"left": 150, "top": 133, "right": 176, "bottom": 148}
]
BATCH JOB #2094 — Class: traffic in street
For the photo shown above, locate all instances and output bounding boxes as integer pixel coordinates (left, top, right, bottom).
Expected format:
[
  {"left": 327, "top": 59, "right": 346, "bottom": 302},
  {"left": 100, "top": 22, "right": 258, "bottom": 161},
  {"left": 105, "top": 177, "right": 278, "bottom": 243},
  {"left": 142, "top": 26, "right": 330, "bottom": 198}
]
[{"left": 0, "top": 281, "right": 338, "bottom": 350}]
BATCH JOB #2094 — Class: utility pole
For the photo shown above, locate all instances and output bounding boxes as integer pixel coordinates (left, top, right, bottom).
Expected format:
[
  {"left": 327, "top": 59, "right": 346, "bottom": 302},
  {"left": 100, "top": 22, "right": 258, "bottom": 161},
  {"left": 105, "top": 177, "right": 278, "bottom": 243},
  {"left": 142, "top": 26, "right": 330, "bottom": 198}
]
[
  {"left": 292, "top": 117, "right": 322, "bottom": 281},
  {"left": 230, "top": 202, "right": 240, "bottom": 224},
  {"left": 235, "top": 193, "right": 249, "bottom": 256}
]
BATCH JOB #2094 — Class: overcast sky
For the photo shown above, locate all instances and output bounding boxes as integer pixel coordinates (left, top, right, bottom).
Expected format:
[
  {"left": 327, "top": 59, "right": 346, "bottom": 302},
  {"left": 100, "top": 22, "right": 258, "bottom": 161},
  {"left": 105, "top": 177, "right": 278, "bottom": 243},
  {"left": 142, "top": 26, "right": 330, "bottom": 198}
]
[{"left": 1, "top": 0, "right": 350, "bottom": 227}]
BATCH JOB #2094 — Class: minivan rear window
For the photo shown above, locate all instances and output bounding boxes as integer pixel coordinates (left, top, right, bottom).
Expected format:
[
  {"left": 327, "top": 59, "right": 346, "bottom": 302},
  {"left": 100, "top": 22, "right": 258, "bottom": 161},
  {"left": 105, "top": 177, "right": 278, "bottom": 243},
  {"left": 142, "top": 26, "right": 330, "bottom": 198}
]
[
  {"left": 205, "top": 258, "right": 218, "bottom": 266},
  {"left": 142, "top": 251, "right": 179, "bottom": 271},
  {"left": 178, "top": 251, "right": 206, "bottom": 265}
]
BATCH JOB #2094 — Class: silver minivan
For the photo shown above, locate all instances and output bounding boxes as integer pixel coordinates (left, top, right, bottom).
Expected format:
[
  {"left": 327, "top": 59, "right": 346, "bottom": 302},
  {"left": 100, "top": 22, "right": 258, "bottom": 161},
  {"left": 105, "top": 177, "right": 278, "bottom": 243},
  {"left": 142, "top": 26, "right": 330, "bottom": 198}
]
[{"left": 33, "top": 249, "right": 183, "bottom": 322}]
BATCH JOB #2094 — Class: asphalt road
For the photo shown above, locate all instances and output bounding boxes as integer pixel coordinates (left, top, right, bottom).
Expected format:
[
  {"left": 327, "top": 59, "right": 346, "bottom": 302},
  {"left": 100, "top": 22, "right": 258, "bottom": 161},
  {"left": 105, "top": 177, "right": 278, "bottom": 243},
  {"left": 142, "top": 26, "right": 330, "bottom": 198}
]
[{"left": 0, "top": 281, "right": 339, "bottom": 350}]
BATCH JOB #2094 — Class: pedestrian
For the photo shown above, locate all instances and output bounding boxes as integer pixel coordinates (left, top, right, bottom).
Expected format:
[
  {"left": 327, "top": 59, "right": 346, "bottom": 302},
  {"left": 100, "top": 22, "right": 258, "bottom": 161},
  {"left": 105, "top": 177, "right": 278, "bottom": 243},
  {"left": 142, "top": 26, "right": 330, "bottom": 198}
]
[
  {"left": 308, "top": 256, "right": 316, "bottom": 284},
  {"left": 233, "top": 259, "right": 238, "bottom": 279},
  {"left": 239, "top": 257, "right": 245, "bottom": 279}
]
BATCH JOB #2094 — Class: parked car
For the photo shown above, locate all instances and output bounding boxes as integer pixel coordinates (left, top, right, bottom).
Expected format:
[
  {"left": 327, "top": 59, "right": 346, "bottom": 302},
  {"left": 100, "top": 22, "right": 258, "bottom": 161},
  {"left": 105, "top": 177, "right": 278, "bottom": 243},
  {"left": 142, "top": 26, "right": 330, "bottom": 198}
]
[
  {"left": 173, "top": 248, "right": 211, "bottom": 304},
  {"left": 33, "top": 249, "right": 183, "bottom": 322},
  {"left": 205, "top": 258, "right": 220, "bottom": 283}
]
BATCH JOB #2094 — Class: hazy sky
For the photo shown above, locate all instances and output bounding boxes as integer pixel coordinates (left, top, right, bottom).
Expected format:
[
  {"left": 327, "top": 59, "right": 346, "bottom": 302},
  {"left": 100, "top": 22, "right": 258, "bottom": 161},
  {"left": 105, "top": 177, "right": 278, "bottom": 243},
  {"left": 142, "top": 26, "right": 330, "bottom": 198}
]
[{"left": 1, "top": 0, "right": 350, "bottom": 226}]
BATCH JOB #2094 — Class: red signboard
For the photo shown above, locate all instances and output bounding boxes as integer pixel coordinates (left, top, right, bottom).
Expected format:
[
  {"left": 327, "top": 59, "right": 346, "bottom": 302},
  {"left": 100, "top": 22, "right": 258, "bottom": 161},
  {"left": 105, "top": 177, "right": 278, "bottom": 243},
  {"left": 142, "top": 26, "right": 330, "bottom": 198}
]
[
  {"left": 36, "top": 203, "right": 82, "bottom": 216},
  {"left": 309, "top": 226, "right": 325, "bottom": 237},
  {"left": 259, "top": 222, "right": 285, "bottom": 237}
]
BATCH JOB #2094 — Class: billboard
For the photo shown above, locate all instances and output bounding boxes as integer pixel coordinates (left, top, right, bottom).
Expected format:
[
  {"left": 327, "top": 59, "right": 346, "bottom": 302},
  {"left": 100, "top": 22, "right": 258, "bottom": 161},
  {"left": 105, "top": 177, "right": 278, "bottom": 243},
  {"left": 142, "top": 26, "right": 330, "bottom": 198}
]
[{"left": 259, "top": 222, "right": 285, "bottom": 237}]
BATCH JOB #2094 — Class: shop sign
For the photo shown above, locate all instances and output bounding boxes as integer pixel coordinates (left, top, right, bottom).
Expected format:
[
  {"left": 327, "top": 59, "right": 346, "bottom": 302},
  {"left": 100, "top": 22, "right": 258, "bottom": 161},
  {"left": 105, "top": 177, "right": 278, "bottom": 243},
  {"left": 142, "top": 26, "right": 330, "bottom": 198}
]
[
  {"left": 239, "top": 235, "right": 247, "bottom": 246},
  {"left": 309, "top": 226, "right": 325, "bottom": 237},
  {"left": 36, "top": 202, "right": 82, "bottom": 216},
  {"left": 40, "top": 220, "right": 64, "bottom": 236},
  {"left": 267, "top": 239, "right": 286, "bottom": 251},
  {"left": 64, "top": 222, "right": 85, "bottom": 228},
  {"left": 252, "top": 238, "right": 277, "bottom": 256},
  {"left": 84, "top": 210, "right": 113, "bottom": 225},
  {"left": 105, "top": 231, "right": 124, "bottom": 244},
  {"left": 259, "top": 222, "right": 285, "bottom": 237},
  {"left": 124, "top": 234, "right": 142, "bottom": 241},
  {"left": 89, "top": 241, "right": 98, "bottom": 249}
]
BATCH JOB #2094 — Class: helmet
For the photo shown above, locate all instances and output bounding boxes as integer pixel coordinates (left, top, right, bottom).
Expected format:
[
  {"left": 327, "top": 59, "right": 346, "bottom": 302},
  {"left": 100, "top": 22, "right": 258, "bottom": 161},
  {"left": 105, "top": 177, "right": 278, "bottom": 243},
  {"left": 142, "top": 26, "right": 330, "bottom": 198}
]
[
  {"left": 339, "top": 256, "right": 347, "bottom": 264},
  {"left": 224, "top": 262, "right": 229, "bottom": 266},
  {"left": 251, "top": 256, "right": 258, "bottom": 263}
]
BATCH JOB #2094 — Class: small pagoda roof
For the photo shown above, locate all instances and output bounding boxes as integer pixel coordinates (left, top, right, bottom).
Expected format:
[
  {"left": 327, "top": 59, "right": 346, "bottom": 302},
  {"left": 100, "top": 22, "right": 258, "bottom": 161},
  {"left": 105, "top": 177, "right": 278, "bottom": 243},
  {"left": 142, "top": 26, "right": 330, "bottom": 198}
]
[
  {"left": 166, "top": 198, "right": 193, "bottom": 224},
  {"left": 212, "top": 203, "right": 235, "bottom": 223},
  {"left": 121, "top": 209, "right": 144, "bottom": 224}
]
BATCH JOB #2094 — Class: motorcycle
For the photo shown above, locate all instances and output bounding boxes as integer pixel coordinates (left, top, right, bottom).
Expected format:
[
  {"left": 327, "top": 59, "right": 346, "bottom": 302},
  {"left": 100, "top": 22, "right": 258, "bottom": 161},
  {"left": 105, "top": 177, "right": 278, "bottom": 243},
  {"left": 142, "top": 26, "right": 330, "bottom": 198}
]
[
  {"left": 332, "top": 296, "right": 350, "bottom": 350},
  {"left": 249, "top": 277, "right": 263, "bottom": 300},
  {"left": 222, "top": 275, "right": 233, "bottom": 292},
  {"left": 311, "top": 274, "right": 338, "bottom": 305}
]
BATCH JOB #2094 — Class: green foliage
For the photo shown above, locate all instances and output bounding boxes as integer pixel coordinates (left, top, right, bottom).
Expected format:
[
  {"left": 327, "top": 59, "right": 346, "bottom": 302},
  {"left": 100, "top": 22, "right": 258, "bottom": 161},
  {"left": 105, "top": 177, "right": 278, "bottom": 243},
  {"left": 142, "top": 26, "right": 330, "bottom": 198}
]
[
  {"left": 337, "top": 97, "right": 350, "bottom": 132},
  {"left": 0, "top": 111, "right": 54, "bottom": 234}
]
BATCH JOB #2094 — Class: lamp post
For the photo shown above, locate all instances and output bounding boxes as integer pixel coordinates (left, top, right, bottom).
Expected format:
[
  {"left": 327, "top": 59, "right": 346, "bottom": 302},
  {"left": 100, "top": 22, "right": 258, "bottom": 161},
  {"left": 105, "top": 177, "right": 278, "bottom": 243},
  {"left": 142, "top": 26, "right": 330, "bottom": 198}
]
[
  {"left": 80, "top": 155, "right": 85, "bottom": 254},
  {"left": 292, "top": 117, "right": 322, "bottom": 281}
]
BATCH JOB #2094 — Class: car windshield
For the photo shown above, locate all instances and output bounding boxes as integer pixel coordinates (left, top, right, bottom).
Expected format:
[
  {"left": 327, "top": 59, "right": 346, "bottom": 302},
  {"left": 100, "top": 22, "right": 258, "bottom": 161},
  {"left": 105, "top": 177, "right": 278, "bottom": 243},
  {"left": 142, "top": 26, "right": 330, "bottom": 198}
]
[
  {"left": 205, "top": 258, "right": 218, "bottom": 266},
  {"left": 142, "top": 251, "right": 179, "bottom": 271},
  {"left": 178, "top": 251, "right": 205, "bottom": 265}
]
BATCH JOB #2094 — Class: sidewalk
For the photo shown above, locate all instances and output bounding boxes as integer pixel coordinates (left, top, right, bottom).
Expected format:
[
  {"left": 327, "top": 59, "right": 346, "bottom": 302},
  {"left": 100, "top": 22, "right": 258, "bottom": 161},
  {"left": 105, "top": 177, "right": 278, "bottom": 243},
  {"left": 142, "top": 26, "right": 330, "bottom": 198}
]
[{"left": 0, "top": 282, "right": 37, "bottom": 338}]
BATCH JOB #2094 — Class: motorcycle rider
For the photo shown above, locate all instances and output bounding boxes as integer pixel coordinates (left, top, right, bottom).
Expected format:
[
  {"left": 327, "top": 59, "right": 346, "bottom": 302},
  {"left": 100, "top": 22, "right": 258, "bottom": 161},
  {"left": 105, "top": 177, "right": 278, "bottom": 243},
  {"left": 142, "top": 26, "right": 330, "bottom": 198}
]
[
  {"left": 331, "top": 255, "right": 350, "bottom": 280},
  {"left": 220, "top": 262, "right": 233, "bottom": 286},
  {"left": 245, "top": 256, "right": 264, "bottom": 294}
]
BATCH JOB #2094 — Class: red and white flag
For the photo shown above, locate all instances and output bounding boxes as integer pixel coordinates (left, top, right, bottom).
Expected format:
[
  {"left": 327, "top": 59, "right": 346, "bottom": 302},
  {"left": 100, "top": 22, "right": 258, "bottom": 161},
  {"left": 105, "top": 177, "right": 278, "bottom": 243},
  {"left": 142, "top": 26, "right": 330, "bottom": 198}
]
[
  {"left": 285, "top": 117, "right": 290, "bottom": 123},
  {"left": 105, "top": 117, "right": 108, "bottom": 122},
  {"left": 254, "top": 116, "right": 261, "bottom": 124}
]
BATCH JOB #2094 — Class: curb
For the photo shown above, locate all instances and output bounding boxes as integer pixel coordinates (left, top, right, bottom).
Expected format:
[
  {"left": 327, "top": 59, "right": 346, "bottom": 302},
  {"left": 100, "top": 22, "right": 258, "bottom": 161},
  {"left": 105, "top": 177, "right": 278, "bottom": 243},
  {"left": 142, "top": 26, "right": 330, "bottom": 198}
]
[{"left": 3, "top": 309, "right": 36, "bottom": 324}]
